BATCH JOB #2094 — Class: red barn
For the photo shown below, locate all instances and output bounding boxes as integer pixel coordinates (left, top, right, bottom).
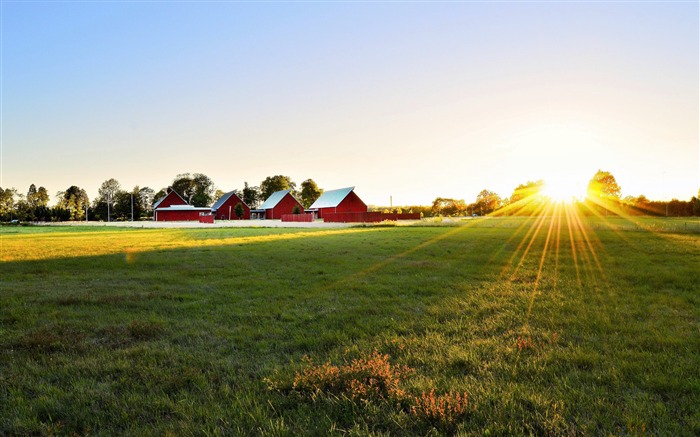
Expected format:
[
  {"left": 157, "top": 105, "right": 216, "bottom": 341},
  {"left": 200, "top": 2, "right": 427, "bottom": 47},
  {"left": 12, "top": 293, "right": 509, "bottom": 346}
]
[
  {"left": 309, "top": 186, "right": 367, "bottom": 219},
  {"left": 211, "top": 191, "right": 250, "bottom": 220},
  {"left": 253, "top": 189, "right": 303, "bottom": 220},
  {"left": 153, "top": 187, "right": 212, "bottom": 221}
]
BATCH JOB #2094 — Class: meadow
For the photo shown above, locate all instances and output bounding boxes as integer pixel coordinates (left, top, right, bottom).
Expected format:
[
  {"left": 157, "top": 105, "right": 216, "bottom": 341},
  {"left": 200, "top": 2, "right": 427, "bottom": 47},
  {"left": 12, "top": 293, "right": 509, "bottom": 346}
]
[{"left": 1, "top": 216, "right": 699, "bottom": 435}]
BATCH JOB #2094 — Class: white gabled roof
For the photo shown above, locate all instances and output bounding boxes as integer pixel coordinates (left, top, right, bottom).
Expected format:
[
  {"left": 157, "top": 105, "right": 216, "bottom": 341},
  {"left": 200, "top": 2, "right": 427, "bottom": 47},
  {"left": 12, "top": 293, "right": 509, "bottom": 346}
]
[
  {"left": 156, "top": 205, "right": 210, "bottom": 211},
  {"left": 309, "top": 187, "right": 354, "bottom": 209},
  {"left": 211, "top": 191, "right": 245, "bottom": 212},
  {"left": 259, "top": 189, "right": 291, "bottom": 210}
]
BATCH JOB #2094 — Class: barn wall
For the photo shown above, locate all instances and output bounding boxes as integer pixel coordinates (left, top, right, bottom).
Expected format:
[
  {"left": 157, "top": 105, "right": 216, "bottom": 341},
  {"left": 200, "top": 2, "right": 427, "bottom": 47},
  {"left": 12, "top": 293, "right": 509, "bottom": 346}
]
[
  {"left": 156, "top": 210, "right": 206, "bottom": 221},
  {"left": 215, "top": 195, "right": 250, "bottom": 220}
]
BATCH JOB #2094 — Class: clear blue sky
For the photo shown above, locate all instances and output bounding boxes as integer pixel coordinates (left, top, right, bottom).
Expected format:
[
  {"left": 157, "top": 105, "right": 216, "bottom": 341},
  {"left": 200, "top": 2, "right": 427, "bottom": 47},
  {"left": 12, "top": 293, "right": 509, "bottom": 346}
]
[{"left": 2, "top": 1, "right": 698, "bottom": 205}]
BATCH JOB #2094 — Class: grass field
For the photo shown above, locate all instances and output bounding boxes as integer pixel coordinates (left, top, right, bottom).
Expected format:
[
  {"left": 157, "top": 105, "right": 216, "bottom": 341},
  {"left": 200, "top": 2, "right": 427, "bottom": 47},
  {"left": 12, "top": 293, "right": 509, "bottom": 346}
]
[{"left": 1, "top": 217, "right": 699, "bottom": 435}]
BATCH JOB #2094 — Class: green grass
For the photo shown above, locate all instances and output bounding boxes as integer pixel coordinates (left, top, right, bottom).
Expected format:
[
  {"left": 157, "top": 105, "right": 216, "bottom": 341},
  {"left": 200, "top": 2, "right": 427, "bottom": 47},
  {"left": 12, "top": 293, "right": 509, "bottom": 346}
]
[{"left": 1, "top": 217, "right": 699, "bottom": 435}]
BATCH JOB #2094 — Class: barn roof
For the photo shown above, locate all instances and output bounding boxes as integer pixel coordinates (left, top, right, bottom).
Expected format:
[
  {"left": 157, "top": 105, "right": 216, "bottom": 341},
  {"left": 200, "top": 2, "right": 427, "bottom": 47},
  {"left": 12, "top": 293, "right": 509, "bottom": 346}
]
[
  {"left": 157, "top": 205, "right": 211, "bottom": 211},
  {"left": 309, "top": 187, "right": 355, "bottom": 209},
  {"left": 211, "top": 191, "right": 245, "bottom": 212},
  {"left": 259, "top": 189, "right": 291, "bottom": 210},
  {"left": 153, "top": 188, "right": 187, "bottom": 209}
]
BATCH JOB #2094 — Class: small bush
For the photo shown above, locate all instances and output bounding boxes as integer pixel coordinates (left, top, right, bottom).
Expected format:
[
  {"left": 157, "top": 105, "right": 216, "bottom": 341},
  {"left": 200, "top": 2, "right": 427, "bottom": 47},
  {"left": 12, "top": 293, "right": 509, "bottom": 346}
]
[
  {"left": 289, "top": 351, "right": 475, "bottom": 432},
  {"left": 293, "top": 350, "right": 413, "bottom": 401},
  {"left": 410, "top": 389, "right": 472, "bottom": 424}
]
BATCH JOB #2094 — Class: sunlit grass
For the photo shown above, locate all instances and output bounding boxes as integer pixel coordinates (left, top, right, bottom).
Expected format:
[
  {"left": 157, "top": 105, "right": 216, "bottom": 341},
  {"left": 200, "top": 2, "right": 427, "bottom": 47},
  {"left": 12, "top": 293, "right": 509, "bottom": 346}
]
[{"left": 0, "top": 226, "right": 371, "bottom": 262}]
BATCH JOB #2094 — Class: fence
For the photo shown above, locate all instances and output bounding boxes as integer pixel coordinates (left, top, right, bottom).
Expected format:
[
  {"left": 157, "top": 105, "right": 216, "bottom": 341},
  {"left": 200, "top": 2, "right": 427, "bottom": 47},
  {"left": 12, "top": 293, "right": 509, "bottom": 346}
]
[
  {"left": 281, "top": 213, "right": 314, "bottom": 222},
  {"left": 323, "top": 212, "right": 421, "bottom": 223},
  {"left": 198, "top": 215, "right": 214, "bottom": 224}
]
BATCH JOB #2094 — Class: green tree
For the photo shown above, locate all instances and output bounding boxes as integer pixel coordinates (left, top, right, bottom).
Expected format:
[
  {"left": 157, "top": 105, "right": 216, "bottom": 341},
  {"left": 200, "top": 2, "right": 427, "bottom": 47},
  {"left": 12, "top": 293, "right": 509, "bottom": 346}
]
[
  {"left": 234, "top": 202, "right": 245, "bottom": 220},
  {"left": 242, "top": 182, "right": 260, "bottom": 209},
  {"left": 26, "top": 184, "right": 38, "bottom": 208},
  {"left": 474, "top": 189, "right": 503, "bottom": 215},
  {"left": 292, "top": 204, "right": 301, "bottom": 214},
  {"left": 138, "top": 187, "right": 155, "bottom": 218},
  {"left": 431, "top": 197, "right": 467, "bottom": 216},
  {"left": 299, "top": 179, "right": 323, "bottom": 209},
  {"left": 260, "top": 175, "right": 296, "bottom": 201},
  {"left": 35, "top": 205, "right": 52, "bottom": 222},
  {"left": 154, "top": 188, "right": 167, "bottom": 205},
  {"left": 586, "top": 170, "right": 621, "bottom": 216},
  {"left": 57, "top": 186, "right": 89, "bottom": 220},
  {"left": 27, "top": 185, "right": 50, "bottom": 209},
  {"left": 172, "top": 173, "right": 216, "bottom": 207},
  {"left": 509, "top": 180, "right": 544, "bottom": 205},
  {"left": 0, "top": 187, "right": 17, "bottom": 221},
  {"left": 92, "top": 179, "right": 122, "bottom": 221},
  {"left": 587, "top": 170, "right": 621, "bottom": 200},
  {"left": 98, "top": 178, "right": 121, "bottom": 203}
]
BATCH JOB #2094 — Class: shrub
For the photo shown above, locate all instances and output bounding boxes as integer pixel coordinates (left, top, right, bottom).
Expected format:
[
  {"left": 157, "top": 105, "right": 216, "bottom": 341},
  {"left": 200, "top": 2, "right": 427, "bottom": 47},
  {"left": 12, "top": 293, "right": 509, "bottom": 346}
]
[
  {"left": 410, "top": 389, "right": 472, "bottom": 424},
  {"left": 293, "top": 350, "right": 412, "bottom": 402}
]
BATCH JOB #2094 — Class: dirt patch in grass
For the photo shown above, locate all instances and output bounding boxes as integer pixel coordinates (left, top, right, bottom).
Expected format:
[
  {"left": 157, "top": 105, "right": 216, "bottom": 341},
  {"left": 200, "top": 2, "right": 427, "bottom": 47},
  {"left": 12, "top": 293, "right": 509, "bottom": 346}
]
[{"left": 16, "top": 324, "right": 86, "bottom": 352}]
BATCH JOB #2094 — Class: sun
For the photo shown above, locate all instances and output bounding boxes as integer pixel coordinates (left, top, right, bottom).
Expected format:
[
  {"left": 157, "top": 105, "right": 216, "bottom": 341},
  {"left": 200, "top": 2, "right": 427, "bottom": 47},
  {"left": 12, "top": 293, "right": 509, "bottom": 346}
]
[{"left": 541, "top": 178, "right": 584, "bottom": 204}]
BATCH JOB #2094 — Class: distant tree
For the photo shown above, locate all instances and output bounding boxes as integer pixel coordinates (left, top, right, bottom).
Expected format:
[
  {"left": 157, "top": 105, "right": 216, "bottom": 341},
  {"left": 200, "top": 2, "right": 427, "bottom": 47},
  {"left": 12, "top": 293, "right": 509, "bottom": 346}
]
[
  {"left": 242, "top": 182, "right": 260, "bottom": 209},
  {"left": 509, "top": 180, "right": 544, "bottom": 205},
  {"left": 153, "top": 188, "right": 167, "bottom": 205},
  {"left": 97, "top": 178, "right": 121, "bottom": 204},
  {"left": 587, "top": 170, "right": 621, "bottom": 200},
  {"left": 110, "top": 190, "right": 138, "bottom": 220},
  {"left": 138, "top": 187, "right": 155, "bottom": 218},
  {"left": 95, "top": 178, "right": 121, "bottom": 221},
  {"left": 693, "top": 190, "right": 700, "bottom": 216},
  {"left": 13, "top": 200, "right": 31, "bottom": 221},
  {"left": 0, "top": 187, "right": 17, "bottom": 221},
  {"left": 29, "top": 185, "right": 50, "bottom": 209},
  {"left": 431, "top": 197, "right": 467, "bottom": 216},
  {"left": 292, "top": 205, "right": 301, "bottom": 214},
  {"left": 474, "top": 189, "right": 503, "bottom": 215},
  {"left": 57, "top": 186, "right": 89, "bottom": 220},
  {"left": 299, "top": 179, "right": 323, "bottom": 209},
  {"left": 51, "top": 205, "right": 71, "bottom": 221},
  {"left": 586, "top": 170, "right": 621, "bottom": 216},
  {"left": 172, "top": 173, "right": 216, "bottom": 207},
  {"left": 214, "top": 189, "right": 226, "bottom": 203},
  {"left": 505, "top": 180, "right": 545, "bottom": 216},
  {"left": 260, "top": 175, "right": 296, "bottom": 201},
  {"left": 234, "top": 202, "right": 245, "bottom": 220},
  {"left": 34, "top": 205, "right": 52, "bottom": 222},
  {"left": 26, "top": 184, "right": 38, "bottom": 207}
]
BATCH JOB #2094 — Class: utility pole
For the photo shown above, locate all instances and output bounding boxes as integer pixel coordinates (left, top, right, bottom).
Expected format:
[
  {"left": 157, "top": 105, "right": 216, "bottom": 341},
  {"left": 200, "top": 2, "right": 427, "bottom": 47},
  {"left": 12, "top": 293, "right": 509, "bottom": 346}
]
[
  {"left": 107, "top": 193, "right": 110, "bottom": 223},
  {"left": 131, "top": 194, "right": 134, "bottom": 222}
]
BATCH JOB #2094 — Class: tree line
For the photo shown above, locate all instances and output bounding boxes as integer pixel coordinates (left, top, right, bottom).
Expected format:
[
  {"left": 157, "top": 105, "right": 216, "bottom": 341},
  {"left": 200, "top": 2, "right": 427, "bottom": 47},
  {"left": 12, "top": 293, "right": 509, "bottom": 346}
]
[
  {"left": 0, "top": 174, "right": 324, "bottom": 222},
  {"left": 2, "top": 170, "right": 699, "bottom": 222},
  {"left": 375, "top": 171, "right": 700, "bottom": 218}
]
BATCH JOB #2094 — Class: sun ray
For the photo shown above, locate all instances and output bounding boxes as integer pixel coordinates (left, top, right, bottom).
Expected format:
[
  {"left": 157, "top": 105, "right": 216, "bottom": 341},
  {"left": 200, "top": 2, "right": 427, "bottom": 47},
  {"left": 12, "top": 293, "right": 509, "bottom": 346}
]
[{"left": 522, "top": 201, "right": 558, "bottom": 330}]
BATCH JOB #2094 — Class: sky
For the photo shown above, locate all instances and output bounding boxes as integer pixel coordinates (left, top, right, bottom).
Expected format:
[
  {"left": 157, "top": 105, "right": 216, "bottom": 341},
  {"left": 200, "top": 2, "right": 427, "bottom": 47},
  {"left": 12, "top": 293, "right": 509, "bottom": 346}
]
[{"left": 2, "top": 1, "right": 698, "bottom": 206}]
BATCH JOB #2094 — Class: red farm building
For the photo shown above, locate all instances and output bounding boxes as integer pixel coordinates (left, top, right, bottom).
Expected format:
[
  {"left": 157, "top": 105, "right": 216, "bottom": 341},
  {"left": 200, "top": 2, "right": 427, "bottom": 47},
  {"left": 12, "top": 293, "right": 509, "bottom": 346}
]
[
  {"left": 309, "top": 186, "right": 367, "bottom": 219},
  {"left": 252, "top": 189, "right": 303, "bottom": 220},
  {"left": 153, "top": 187, "right": 212, "bottom": 221},
  {"left": 211, "top": 191, "right": 250, "bottom": 220}
]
